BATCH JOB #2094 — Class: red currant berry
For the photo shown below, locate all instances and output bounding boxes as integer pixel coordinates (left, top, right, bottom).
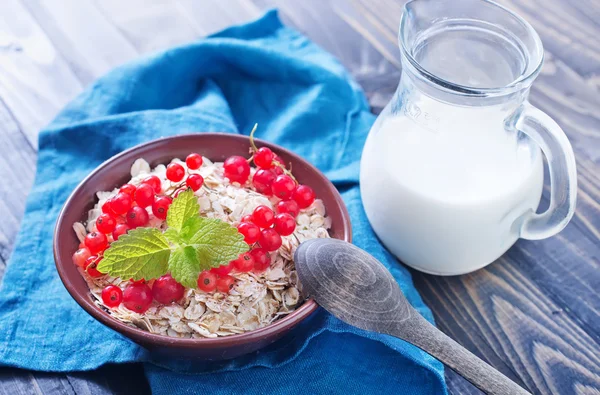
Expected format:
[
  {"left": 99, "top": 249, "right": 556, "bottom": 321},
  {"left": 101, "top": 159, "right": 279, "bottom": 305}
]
[
  {"left": 102, "top": 198, "right": 120, "bottom": 217},
  {"left": 111, "top": 192, "right": 133, "bottom": 215},
  {"left": 233, "top": 252, "right": 254, "bottom": 272},
  {"left": 197, "top": 271, "right": 218, "bottom": 292},
  {"left": 166, "top": 163, "right": 185, "bottom": 182},
  {"left": 84, "top": 232, "right": 108, "bottom": 254},
  {"left": 123, "top": 283, "right": 153, "bottom": 313},
  {"left": 102, "top": 285, "right": 123, "bottom": 308},
  {"left": 119, "top": 184, "right": 137, "bottom": 196},
  {"left": 152, "top": 196, "right": 172, "bottom": 220},
  {"left": 223, "top": 155, "right": 251, "bottom": 184},
  {"left": 237, "top": 222, "right": 260, "bottom": 244},
  {"left": 173, "top": 187, "right": 187, "bottom": 198},
  {"left": 252, "top": 205, "right": 275, "bottom": 228},
  {"left": 274, "top": 213, "right": 296, "bottom": 236},
  {"left": 276, "top": 199, "right": 300, "bottom": 218},
  {"left": 216, "top": 275, "right": 236, "bottom": 293},
  {"left": 292, "top": 185, "right": 316, "bottom": 208},
  {"left": 252, "top": 169, "right": 276, "bottom": 195},
  {"left": 112, "top": 224, "right": 129, "bottom": 241},
  {"left": 83, "top": 256, "right": 103, "bottom": 278},
  {"left": 126, "top": 206, "right": 149, "bottom": 228},
  {"left": 152, "top": 274, "right": 184, "bottom": 304},
  {"left": 251, "top": 248, "right": 271, "bottom": 272},
  {"left": 72, "top": 247, "right": 91, "bottom": 268},
  {"left": 254, "top": 147, "right": 274, "bottom": 169},
  {"left": 241, "top": 215, "right": 254, "bottom": 223},
  {"left": 96, "top": 213, "right": 116, "bottom": 234},
  {"left": 186, "top": 174, "right": 204, "bottom": 191},
  {"left": 142, "top": 175, "right": 162, "bottom": 194},
  {"left": 134, "top": 183, "right": 155, "bottom": 208},
  {"left": 271, "top": 175, "right": 296, "bottom": 200},
  {"left": 211, "top": 262, "right": 233, "bottom": 277},
  {"left": 186, "top": 153, "right": 203, "bottom": 170},
  {"left": 259, "top": 228, "right": 282, "bottom": 251}
]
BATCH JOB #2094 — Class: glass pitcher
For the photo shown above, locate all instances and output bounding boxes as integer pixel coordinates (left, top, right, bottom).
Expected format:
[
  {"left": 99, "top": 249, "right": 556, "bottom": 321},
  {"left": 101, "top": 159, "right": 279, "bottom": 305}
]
[{"left": 360, "top": 0, "right": 577, "bottom": 275}]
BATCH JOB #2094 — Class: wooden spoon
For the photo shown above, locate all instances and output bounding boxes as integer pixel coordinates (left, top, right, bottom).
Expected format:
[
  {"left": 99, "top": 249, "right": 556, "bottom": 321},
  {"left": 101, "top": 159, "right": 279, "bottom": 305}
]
[{"left": 294, "top": 238, "right": 530, "bottom": 395}]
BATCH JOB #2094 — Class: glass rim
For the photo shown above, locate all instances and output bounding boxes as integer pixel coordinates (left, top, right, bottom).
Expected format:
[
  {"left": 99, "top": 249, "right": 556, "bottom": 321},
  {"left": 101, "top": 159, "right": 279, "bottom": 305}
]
[{"left": 399, "top": 0, "right": 544, "bottom": 96}]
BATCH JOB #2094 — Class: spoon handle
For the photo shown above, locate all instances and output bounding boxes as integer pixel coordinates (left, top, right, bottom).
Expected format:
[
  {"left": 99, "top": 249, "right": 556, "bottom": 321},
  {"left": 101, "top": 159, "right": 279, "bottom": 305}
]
[{"left": 396, "top": 314, "right": 530, "bottom": 395}]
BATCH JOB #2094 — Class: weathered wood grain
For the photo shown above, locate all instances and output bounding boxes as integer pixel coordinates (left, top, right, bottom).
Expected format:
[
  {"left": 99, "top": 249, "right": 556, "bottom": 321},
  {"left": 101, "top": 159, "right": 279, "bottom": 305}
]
[
  {"left": 21, "top": 0, "right": 139, "bottom": 84},
  {"left": 175, "top": 0, "right": 262, "bottom": 36},
  {"left": 0, "top": 0, "right": 83, "bottom": 145},
  {"left": 0, "top": 364, "right": 150, "bottom": 395},
  {"left": 0, "top": 0, "right": 598, "bottom": 394},
  {"left": 92, "top": 0, "right": 199, "bottom": 54},
  {"left": 0, "top": 99, "right": 36, "bottom": 267}
]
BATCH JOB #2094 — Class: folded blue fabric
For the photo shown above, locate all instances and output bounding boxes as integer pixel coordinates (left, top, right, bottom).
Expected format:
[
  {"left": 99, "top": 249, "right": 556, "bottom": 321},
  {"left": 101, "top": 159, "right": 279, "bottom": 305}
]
[{"left": 0, "top": 10, "right": 446, "bottom": 394}]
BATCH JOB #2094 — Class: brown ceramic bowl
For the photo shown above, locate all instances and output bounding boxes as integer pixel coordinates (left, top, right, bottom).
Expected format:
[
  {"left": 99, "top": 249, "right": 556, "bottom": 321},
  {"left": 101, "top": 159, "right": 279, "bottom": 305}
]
[{"left": 54, "top": 133, "right": 351, "bottom": 359}]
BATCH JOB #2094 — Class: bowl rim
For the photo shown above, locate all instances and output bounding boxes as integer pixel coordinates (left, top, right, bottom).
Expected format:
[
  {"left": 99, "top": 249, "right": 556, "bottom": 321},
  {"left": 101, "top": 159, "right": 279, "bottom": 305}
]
[{"left": 54, "top": 132, "right": 352, "bottom": 348}]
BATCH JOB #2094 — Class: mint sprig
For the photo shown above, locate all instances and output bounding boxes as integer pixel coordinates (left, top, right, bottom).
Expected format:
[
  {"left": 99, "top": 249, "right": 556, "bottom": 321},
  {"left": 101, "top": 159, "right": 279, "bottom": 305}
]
[{"left": 97, "top": 190, "right": 248, "bottom": 287}]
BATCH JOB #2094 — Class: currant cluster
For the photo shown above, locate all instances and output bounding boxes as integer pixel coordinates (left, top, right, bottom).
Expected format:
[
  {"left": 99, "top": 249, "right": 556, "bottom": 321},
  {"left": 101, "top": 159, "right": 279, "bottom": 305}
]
[
  {"left": 198, "top": 131, "right": 317, "bottom": 293},
  {"left": 72, "top": 153, "right": 206, "bottom": 313},
  {"left": 196, "top": 238, "right": 272, "bottom": 294},
  {"left": 100, "top": 274, "right": 185, "bottom": 314},
  {"left": 222, "top": 144, "right": 316, "bottom": 210}
]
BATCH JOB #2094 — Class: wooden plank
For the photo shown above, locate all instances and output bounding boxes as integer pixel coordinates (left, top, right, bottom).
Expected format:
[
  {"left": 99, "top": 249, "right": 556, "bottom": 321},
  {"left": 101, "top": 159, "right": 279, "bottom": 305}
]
[
  {"left": 0, "top": 98, "right": 36, "bottom": 268},
  {"left": 21, "top": 0, "right": 139, "bottom": 84},
  {"left": 0, "top": 364, "right": 150, "bottom": 395},
  {"left": 91, "top": 0, "right": 200, "bottom": 53},
  {"left": 0, "top": 0, "right": 83, "bottom": 145},
  {"left": 175, "top": 0, "right": 262, "bottom": 36},
  {"left": 413, "top": 258, "right": 600, "bottom": 394}
]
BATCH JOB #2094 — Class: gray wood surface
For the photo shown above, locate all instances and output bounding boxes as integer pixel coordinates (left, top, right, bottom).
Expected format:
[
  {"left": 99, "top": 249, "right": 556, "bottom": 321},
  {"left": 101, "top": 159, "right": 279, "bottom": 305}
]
[
  {"left": 0, "top": 0, "right": 598, "bottom": 394},
  {"left": 0, "top": 365, "right": 149, "bottom": 395}
]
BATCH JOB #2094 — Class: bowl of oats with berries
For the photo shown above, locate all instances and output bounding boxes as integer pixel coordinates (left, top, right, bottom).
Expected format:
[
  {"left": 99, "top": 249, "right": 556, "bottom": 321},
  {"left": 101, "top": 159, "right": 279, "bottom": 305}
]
[{"left": 54, "top": 126, "right": 351, "bottom": 359}]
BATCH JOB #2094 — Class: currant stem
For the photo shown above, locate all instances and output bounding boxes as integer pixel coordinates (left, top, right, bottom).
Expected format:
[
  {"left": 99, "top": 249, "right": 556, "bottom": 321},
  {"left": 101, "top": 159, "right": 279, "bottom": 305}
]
[
  {"left": 248, "top": 122, "right": 297, "bottom": 183},
  {"left": 273, "top": 161, "right": 297, "bottom": 184},
  {"left": 165, "top": 181, "right": 187, "bottom": 197},
  {"left": 249, "top": 123, "right": 259, "bottom": 153}
]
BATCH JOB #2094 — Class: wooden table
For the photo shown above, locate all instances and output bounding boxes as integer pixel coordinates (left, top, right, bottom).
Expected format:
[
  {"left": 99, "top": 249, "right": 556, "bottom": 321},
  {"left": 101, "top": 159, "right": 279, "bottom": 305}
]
[{"left": 0, "top": 1, "right": 598, "bottom": 394}]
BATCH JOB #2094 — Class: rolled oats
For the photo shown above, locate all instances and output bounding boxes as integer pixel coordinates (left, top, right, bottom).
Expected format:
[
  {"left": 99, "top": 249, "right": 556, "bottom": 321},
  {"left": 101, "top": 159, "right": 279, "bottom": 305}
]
[{"left": 77, "top": 156, "right": 331, "bottom": 337}]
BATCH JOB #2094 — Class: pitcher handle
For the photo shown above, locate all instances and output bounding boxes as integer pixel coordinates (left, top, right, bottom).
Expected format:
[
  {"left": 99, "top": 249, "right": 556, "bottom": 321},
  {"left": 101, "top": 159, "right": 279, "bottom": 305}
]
[{"left": 507, "top": 101, "right": 577, "bottom": 240}]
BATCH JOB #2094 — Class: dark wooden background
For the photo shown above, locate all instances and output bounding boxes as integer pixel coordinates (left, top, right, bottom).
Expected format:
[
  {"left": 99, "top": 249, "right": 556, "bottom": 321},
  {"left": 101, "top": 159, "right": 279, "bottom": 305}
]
[{"left": 0, "top": 0, "right": 598, "bottom": 394}]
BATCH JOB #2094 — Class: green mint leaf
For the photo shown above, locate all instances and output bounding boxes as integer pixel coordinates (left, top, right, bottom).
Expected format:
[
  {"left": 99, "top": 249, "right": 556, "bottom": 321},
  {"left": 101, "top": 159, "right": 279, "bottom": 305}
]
[
  {"left": 169, "top": 246, "right": 202, "bottom": 288},
  {"left": 164, "top": 228, "right": 185, "bottom": 246},
  {"left": 97, "top": 227, "right": 170, "bottom": 280},
  {"left": 186, "top": 217, "right": 248, "bottom": 267},
  {"left": 180, "top": 216, "right": 202, "bottom": 242},
  {"left": 167, "top": 189, "right": 199, "bottom": 233},
  {"left": 167, "top": 216, "right": 247, "bottom": 284},
  {"left": 166, "top": 216, "right": 248, "bottom": 284}
]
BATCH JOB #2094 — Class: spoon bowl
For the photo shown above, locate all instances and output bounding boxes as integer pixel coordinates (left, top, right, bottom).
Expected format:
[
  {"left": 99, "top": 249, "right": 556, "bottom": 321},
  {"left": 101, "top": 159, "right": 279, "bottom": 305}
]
[{"left": 294, "top": 238, "right": 412, "bottom": 335}]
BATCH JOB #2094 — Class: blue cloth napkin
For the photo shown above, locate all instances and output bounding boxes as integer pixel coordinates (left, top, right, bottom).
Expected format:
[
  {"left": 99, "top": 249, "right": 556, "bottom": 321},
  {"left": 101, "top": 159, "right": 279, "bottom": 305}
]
[{"left": 0, "top": 10, "right": 446, "bottom": 394}]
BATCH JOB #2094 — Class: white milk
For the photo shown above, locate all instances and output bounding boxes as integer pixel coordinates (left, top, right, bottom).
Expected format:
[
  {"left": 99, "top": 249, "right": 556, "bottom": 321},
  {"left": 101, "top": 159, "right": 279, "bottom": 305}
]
[{"left": 360, "top": 100, "right": 544, "bottom": 274}]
